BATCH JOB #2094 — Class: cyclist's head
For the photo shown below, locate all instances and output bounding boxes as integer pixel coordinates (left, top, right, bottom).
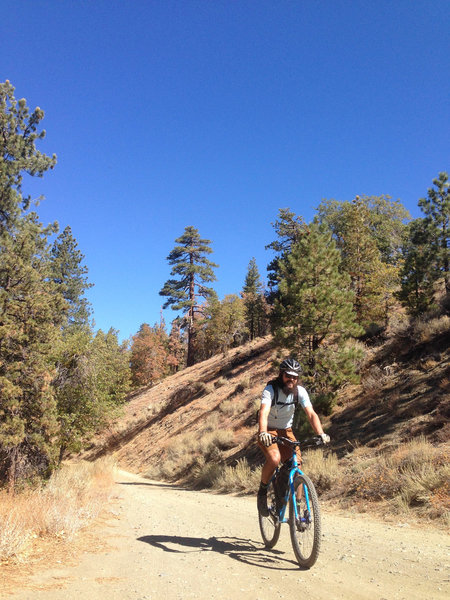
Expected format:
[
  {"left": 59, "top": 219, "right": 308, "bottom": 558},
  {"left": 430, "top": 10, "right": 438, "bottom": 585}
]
[{"left": 279, "top": 357, "right": 301, "bottom": 380}]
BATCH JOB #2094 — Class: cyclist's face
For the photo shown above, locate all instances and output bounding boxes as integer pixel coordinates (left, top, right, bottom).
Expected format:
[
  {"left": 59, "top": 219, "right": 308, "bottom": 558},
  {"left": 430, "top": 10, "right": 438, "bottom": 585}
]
[{"left": 282, "top": 372, "right": 298, "bottom": 390}]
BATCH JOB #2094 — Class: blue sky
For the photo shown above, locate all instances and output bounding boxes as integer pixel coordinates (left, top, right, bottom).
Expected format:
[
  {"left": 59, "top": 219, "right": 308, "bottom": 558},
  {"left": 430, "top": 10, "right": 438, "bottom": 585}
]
[{"left": 2, "top": 1, "right": 449, "bottom": 341}]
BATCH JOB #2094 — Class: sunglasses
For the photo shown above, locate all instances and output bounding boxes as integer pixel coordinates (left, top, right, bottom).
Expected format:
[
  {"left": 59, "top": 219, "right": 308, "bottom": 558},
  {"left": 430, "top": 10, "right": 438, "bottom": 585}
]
[{"left": 283, "top": 374, "right": 298, "bottom": 380}]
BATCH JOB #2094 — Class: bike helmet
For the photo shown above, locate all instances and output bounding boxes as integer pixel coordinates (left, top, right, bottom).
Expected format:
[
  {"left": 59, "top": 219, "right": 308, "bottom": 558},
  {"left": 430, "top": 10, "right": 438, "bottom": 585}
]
[{"left": 279, "top": 357, "right": 301, "bottom": 377}]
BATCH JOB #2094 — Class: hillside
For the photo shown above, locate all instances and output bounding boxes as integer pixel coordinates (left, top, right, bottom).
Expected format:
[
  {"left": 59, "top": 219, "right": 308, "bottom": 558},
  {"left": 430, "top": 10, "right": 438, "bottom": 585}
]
[{"left": 85, "top": 325, "right": 449, "bottom": 520}]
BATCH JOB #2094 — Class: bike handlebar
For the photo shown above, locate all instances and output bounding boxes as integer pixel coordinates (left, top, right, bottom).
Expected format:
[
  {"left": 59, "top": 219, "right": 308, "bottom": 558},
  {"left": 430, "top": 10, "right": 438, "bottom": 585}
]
[{"left": 271, "top": 435, "right": 325, "bottom": 450}]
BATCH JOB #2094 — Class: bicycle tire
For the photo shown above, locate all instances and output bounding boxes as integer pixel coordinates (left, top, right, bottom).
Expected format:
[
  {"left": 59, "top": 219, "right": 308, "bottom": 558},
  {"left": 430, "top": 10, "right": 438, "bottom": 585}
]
[
  {"left": 258, "top": 478, "right": 281, "bottom": 548},
  {"left": 289, "top": 474, "right": 321, "bottom": 568}
]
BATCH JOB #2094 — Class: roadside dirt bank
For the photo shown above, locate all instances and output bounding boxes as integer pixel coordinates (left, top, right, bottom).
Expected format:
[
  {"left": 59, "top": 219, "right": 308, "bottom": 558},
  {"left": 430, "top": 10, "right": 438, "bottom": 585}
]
[{"left": 2, "top": 470, "right": 449, "bottom": 600}]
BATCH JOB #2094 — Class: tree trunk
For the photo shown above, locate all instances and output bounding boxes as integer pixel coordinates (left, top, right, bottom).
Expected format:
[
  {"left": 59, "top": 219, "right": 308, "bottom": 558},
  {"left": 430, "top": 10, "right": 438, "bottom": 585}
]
[
  {"left": 7, "top": 447, "right": 18, "bottom": 495},
  {"left": 59, "top": 444, "right": 66, "bottom": 464}
]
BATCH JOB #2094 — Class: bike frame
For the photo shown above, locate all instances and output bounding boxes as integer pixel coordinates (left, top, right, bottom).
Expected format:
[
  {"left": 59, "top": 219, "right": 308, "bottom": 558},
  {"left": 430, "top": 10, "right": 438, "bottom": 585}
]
[{"left": 271, "top": 449, "right": 312, "bottom": 524}]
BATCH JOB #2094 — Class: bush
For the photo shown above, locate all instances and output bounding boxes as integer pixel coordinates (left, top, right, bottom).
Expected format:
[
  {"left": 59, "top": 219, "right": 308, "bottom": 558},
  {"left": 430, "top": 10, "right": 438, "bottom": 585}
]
[
  {"left": 213, "top": 459, "right": 261, "bottom": 494},
  {"left": 234, "top": 376, "right": 250, "bottom": 394},
  {"left": 144, "top": 429, "right": 234, "bottom": 484},
  {"left": 411, "top": 315, "right": 450, "bottom": 343},
  {"left": 349, "top": 438, "right": 449, "bottom": 521},
  {"left": 302, "top": 448, "right": 340, "bottom": 493},
  {"left": 219, "top": 397, "right": 245, "bottom": 416}
]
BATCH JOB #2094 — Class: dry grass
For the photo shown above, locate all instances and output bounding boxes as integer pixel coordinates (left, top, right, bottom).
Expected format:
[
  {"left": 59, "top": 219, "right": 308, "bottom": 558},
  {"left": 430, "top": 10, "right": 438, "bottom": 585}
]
[
  {"left": 214, "top": 377, "right": 227, "bottom": 388},
  {"left": 213, "top": 459, "right": 261, "bottom": 494},
  {"left": 343, "top": 438, "right": 449, "bottom": 523},
  {"left": 234, "top": 376, "right": 251, "bottom": 394},
  {"left": 361, "top": 365, "right": 387, "bottom": 394},
  {"left": 0, "top": 457, "right": 116, "bottom": 562},
  {"left": 302, "top": 448, "right": 340, "bottom": 493},
  {"left": 411, "top": 315, "right": 450, "bottom": 343},
  {"left": 219, "top": 397, "right": 246, "bottom": 416},
  {"left": 144, "top": 427, "right": 234, "bottom": 482}
]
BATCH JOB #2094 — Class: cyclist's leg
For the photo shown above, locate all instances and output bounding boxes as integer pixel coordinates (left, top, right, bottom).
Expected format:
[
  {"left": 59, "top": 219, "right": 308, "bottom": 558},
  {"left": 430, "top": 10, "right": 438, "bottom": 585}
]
[
  {"left": 257, "top": 429, "right": 280, "bottom": 515},
  {"left": 257, "top": 429, "right": 281, "bottom": 484}
]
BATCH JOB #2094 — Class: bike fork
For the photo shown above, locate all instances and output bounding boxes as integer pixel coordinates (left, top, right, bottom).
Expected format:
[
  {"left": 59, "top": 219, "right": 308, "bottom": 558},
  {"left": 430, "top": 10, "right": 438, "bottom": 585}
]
[{"left": 290, "top": 470, "right": 311, "bottom": 524}]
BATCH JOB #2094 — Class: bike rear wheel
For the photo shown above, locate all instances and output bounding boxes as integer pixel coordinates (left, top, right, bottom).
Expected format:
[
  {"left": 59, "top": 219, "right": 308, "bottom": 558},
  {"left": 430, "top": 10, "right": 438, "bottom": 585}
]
[
  {"left": 258, "top": 479, "right": 281, "bottom": 548},
  {"left": 289, "top": 474, "right": 321, "bottom": 568}
]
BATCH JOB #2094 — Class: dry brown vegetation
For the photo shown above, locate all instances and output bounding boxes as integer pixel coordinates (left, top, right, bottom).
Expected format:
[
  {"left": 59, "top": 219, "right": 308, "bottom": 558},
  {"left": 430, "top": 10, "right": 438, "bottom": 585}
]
[{"left": 0, "top": 457, "right": 116, "bottom": 563}]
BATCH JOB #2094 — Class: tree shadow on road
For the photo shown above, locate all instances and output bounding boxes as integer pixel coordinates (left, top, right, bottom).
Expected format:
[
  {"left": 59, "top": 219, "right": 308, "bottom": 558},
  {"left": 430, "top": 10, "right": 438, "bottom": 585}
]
[
  {"left": 118, "top": 481, "right": 192, "bottom": 491},
  {"left": 137, "top": 535, "right": 300, "bottom": 570}
]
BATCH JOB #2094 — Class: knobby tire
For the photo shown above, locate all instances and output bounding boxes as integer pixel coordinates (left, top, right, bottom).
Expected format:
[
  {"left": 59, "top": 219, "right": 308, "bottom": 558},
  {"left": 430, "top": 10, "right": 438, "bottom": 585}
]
[
  {"left": 289, "top": 474, "right": 321, "bottom": 568},
  {"left": 258, "top": 478, "right": 281, "bottom": 548}
]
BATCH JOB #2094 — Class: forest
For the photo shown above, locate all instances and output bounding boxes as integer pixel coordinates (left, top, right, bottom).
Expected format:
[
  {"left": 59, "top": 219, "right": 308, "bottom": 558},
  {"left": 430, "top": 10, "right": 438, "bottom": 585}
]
[{"left": 1, "top": 80, "right": 449, "bottom": 489}]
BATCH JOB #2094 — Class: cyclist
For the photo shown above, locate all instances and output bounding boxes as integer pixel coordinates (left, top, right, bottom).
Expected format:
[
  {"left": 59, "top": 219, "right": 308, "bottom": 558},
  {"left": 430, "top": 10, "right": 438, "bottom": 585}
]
[{"left": 257, "top": 357, "right": 330, "bottom": 516}]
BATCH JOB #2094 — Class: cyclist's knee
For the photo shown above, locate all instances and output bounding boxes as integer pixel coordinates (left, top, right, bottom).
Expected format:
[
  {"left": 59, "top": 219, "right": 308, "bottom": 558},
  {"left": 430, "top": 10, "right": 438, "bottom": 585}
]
[{"left": 265, "top": 452, "right": 280, "bottom": 470}]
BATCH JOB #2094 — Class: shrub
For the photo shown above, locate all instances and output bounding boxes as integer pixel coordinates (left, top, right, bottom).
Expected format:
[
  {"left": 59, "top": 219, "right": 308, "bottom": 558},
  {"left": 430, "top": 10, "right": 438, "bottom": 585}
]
[
  {"left": 349, "top": 437, "right": 449, "bottom": 521},
  {"left": 219, "top": 397, "right": 246, "bottom": 416},
  {"left": 214, "top": 459, "right": 260, "bottom": 494},
  {"left": 145, "top": 429, "right": 234, "bottom": 484},
  {"left": 192, "top": 462, "right": 224, "bottom": 488},
  {"left": 302, "top": 448, "right": 340, "bottom": 493},
  {"left": 412, "top": 315, "right": 450, "bottom": 343},
  {"left": 214, "top": 377, "right": 227, "bottom": 388},
  {"left": 234, "top": 376, "right": 250, "bottom": 394}
]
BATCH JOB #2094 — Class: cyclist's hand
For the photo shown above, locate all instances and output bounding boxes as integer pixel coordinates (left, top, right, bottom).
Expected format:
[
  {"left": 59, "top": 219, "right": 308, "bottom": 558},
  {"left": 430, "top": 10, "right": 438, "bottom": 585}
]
[
  {"left": 320, "top": 433, "right": 330, "bottom": 444},
  {"left": 258, "top": 432, "right": 273, "bottom": 447}
]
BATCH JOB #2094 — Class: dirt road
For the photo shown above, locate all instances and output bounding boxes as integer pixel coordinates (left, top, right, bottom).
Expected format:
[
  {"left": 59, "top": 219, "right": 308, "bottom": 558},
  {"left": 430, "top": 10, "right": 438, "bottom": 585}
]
[{"left": 4, "top": 470, "right": 449, "bottom": 600}]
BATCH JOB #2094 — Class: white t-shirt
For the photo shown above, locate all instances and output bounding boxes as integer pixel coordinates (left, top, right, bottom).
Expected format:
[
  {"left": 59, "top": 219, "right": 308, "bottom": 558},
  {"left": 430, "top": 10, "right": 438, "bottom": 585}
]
[{"left": 261, "top": 383, "right": 312, "bottom": 429}]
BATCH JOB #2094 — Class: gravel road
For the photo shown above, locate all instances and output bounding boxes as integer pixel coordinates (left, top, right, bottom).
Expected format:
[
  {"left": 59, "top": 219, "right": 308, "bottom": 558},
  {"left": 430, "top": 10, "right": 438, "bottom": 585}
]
[{"left": 5, "top": 470, "right": 449, "bottom": 600}]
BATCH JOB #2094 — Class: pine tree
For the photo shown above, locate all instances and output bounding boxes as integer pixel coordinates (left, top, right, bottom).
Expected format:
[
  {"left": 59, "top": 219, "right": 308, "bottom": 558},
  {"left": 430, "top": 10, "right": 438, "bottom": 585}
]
[
  {"left": 0, "top": 214, "right": 66, "bottom": 487},
  {"left": 339, "top": 200, "right": 392, "bottom": 328},
  {"left": 50, "top": 226, "right": 93, "bottom": 328},
  {"left": 317, "top": 197, "right": 402, "bottom": 329},
  {"left": 316, "top": 195, "right": 409, "bottom": 265},
  {"left": 159, "top": 226, "right": 218, "bottom": 366},
  {"left": 397, "top": 218, "right": 436, "bottom": 315},
  {"left": 398, "top": 172, "right": 449, "bottom": 313},
  {"left": 167, "top": 318, "right": 186, "bottom": 373},
  {"left": 130, "top": 322, "right": 169, "bottom": 386},
  {"left": 0, "top": 80, "right": 56, "bottom": 233},
  {"left": 418, "top": 172, "right": 449, "bottom": 294},
  {"left": 242, "top": 258, "right": 270, "bottom": 339},
  {"left": 266, "top": 208, "right": 308, "bottom": 295},
  {"left": 204, "top": 294, "right": 247, "bottom": 355},
  {"left": 272, "top": 223, "right": 362, "bottom": 414}
]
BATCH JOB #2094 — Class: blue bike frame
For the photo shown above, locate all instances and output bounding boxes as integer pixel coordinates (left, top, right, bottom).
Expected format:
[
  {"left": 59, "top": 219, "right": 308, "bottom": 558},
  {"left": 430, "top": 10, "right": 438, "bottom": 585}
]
[{"left": 271, "top": 450, "right": 312, "bottom": 524}]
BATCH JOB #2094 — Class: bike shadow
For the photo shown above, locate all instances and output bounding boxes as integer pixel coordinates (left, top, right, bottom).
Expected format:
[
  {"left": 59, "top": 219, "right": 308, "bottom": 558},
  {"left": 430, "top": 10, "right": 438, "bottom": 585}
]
[{"left": 137, "top": 534, "right": 300, "bottom": 570}]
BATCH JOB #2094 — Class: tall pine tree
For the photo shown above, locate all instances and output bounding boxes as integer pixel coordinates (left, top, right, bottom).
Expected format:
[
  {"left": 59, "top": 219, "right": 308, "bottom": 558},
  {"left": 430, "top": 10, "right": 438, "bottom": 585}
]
[
  {"left": 159, "top": 226, "right": 218, "bottom": 366},
  {"left": 398, "top": 172, "right": 449, "bottom": 313},
  {"left": 266, "top": 208, "right": 308, "bottom": 296},
  {"left": 0, "top": 214, "right": 66, "bottom": 487},
  {"left": 0, "top": 82, "right": 61, "bottom": 487},
  {"left": 0, "top": 80, "right": 56, "bottom": 233},
  {"left": 50, "top": 225, "right": 93, "bottom": 329},
  {"left": 272, "top": 223, "right": 362, "bottom": 414},
  {"left": 418, "top": 172, "right": 449, "bottom": 295},
  {"left": 242, "top": 258, "right": 270, "bottom": 339}
]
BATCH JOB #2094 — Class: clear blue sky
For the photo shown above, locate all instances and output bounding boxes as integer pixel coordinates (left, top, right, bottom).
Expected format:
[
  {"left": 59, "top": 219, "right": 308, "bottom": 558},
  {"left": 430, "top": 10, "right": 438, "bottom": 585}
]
[{"left": 2, "top": 1, "right": 449, "bottom": 341}]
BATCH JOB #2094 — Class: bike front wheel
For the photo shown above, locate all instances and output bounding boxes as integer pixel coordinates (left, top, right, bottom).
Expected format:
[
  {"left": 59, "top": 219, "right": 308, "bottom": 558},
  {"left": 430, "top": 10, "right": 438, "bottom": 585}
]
[
  {"left": 258, "top": 479, "right": 281, "bottom": 548},
  {"left": 289, "top": 474, "right": 321, "bottom": 568}
]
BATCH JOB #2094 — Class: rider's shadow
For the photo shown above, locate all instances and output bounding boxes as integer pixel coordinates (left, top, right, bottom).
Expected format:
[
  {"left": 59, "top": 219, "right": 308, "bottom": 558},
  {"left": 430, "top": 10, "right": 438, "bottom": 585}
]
[{"left": 137, "top": 535, "right": 299, "bottom": 570}]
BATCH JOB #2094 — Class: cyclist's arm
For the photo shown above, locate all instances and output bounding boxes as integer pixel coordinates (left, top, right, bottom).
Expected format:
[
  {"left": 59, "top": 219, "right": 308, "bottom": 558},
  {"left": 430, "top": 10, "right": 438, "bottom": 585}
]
[
  {"left": 258, "top": 402, "right": 271, "bottom": 433},
  {"left": 303, "top": 405, "right": 325, "bottom": 436}
]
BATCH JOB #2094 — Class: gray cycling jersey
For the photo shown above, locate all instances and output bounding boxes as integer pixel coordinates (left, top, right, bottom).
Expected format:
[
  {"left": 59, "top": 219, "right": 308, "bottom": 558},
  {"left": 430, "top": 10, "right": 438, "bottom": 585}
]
[{"left": 261, "top": 384, "right": 312, "bottom": 429}]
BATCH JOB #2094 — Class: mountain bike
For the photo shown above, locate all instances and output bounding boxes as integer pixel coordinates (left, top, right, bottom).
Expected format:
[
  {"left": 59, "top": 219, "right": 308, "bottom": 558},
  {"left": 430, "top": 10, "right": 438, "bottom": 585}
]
[{"left": 258, "top": 435, "right": 324, "bottom": 569}]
